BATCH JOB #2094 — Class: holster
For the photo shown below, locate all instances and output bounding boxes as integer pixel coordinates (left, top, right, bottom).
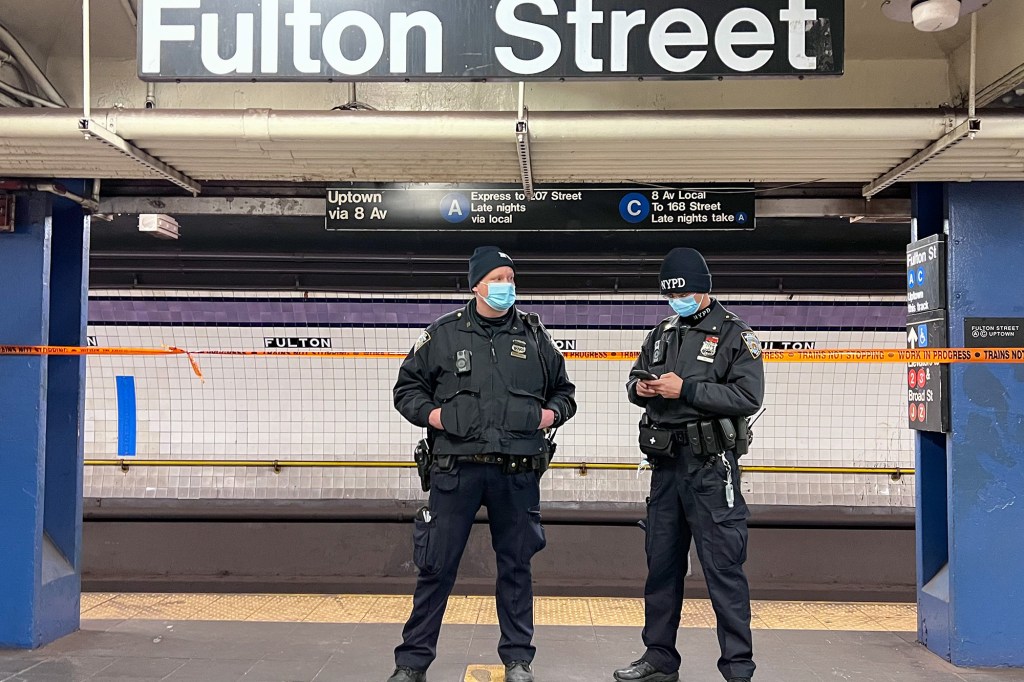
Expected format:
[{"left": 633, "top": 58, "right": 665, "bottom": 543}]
[
  {"left": 639, "top": 414, "right": 675, "bottom": 459},
  {"left": 537, "top": 435, "right": 557, "bottom": 478},
  {"left": 413, "top": 438, "right": 433, "bottom": 492},
  {"left": 736, "top": 417, "right": 751, "bottom": 456}
]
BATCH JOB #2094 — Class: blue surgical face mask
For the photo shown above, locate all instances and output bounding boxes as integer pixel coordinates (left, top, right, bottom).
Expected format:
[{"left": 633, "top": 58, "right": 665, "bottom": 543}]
[
  {"left": 669, "top": 295, "right": 700, "bottom": 317},
  {"left": 482, "top": 282, "right": 516, "bottom": 311}
]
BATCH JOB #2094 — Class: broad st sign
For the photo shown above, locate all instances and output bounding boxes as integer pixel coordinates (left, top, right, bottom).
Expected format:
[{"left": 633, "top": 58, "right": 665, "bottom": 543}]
[{"left": 139, "top": 0, "right": 844, "bottom": 81}]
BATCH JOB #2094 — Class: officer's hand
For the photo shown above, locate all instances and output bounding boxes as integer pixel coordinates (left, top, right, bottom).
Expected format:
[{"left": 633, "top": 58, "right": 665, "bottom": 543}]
[
  {"left": 428, "top": 408, "right": 445, "bottom": 430},
  {"left": 539, "top": 408, "right": 556, "bottom": 430},
  {"left": 635, "top": 381, "right": 658, "bottom": 398},
  {"left": 649, "top": 372, "right": 683, "bottom": 399}
]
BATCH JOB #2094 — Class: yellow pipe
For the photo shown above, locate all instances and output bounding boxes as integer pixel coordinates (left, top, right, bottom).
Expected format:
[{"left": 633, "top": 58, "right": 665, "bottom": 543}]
[{"left": 84, "top": 459, "right": 913, "bottom": 477}]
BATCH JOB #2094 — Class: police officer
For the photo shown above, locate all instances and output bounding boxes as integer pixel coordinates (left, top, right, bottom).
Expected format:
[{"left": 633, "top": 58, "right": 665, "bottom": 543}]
[
  {"left": 613, "top": 248, "right": 764, "bottom": 682},
  {"left": 388, "top": 246, "right": 577, "bottom": 682}
]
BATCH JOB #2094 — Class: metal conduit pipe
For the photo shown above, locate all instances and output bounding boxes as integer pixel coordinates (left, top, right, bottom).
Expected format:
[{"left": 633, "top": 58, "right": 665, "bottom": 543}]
[
  {"left": 0, "top": 180, "right": 100, "bottom": 211},
  {"left": 4, "top": 109, "right": 1024, "bottom": 143},
  {"left": 0, "top": 79, "right": 60, "bottom": 107},
  {"left": 103, "top": 109, "right": 951, "bottom": 142},
  {"left": 0, "top": 22, "right": 67, "bottom": 106},
  {"left": 119, "top": 0, "right": 137, "bottom": 27},
  {"left": 0, "top": 90, "right": 22, "bottom": 108}
]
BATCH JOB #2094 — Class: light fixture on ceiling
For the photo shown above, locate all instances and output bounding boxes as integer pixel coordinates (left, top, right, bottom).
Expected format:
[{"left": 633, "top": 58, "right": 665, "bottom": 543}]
[
  {"left": 914, "top": 0, "right": 962, "bottom": 31},
  {"left": 138, "top": 213, "right": 179, "bottom": 239},
  {"left": 882, "top": 0, "right": 992, "bottom": 32}
]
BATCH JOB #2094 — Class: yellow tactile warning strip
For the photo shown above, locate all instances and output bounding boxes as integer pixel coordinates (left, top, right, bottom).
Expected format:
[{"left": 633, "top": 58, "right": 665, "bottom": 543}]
[
  {"left": 465, "top": 664, "right": 508, "bottom": 681},
  {"left": 80, "top": 594, "right": 918, "bottom": 631}
]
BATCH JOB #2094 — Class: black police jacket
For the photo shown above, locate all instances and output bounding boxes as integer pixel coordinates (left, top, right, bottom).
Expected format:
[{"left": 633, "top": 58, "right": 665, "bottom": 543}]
[
  {"left": 626, "top": 300, "right": 764, "bottom": 426},
  {"left": 395, "top": 301, "right": 577, "bottom": 457}
]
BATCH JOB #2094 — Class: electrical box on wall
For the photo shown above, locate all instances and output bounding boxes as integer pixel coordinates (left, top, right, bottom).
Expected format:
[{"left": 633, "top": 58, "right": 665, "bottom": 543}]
[{"left": 0, "top": 194, "right": 14, "bottom": 232}]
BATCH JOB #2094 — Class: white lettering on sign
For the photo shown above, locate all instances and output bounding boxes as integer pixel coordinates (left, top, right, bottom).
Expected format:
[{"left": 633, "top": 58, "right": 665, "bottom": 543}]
[
  {"left": 139, "top": 0, "right": 839, "bottom": 80},
  {"left": 761, "top": 340, "right": 816, "bottom": 350},
  {"left": 141, "top": 0, "right": 199, "bottom": 74},
  {"left": 907, "top": 244, "right": 938, "bottom": 267},
  {"left": 328, "top": 190, "right": 384, "bottom": 204},
  {"left": 264, "top": 337, "right": 334, "bottom": 349},
  {"left": 494, "top": 0, "right": 563, "bottom": 75}
]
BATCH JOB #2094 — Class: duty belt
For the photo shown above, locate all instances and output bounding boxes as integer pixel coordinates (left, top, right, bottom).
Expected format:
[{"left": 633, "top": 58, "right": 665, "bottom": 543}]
[{"left": 458, "top": 454, "right": 541, "bottom": 473}]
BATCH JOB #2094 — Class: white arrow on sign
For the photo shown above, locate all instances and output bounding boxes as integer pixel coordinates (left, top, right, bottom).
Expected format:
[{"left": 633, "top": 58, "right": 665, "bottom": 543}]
[{"left": 908, "top": 327, "right": 919, "bottom": 348}]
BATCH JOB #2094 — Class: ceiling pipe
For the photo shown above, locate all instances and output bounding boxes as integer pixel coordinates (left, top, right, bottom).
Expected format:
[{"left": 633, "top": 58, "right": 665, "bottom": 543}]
[
  {"left": 119, "top": 0, "right": 137, "bottom": 27},
  {"left": 0, "top": 90, "right": 22, "bottom": 107},
  {"left": 0, "top": 22, "right": 67, "bottom": 106},
  {"left": 0, "top": 180, "right": 100, "bottom": 212},
  {"left": 1, "top": 108, "right": 1016, "bottom": 143},
  {"left": 0, "top": 79, "right": 60, "bottom": 107}
]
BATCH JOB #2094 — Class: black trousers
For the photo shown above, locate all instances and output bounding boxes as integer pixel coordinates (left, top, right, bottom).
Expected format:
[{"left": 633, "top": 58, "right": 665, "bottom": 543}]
[
  {"left": 395, "top": 461, "right": 546, "bottom": 671},
  {"left": 642, "top": 449, "right": 755, "bottom": 680}
]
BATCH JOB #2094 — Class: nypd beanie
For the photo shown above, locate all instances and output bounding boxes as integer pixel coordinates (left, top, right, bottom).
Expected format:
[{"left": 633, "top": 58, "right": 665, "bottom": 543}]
[
  {"left": 659, "top": 247, "right": 712, "bottom": 295},
  {"left": 468, "top": 246, "right": 515, "bottom": 288}
]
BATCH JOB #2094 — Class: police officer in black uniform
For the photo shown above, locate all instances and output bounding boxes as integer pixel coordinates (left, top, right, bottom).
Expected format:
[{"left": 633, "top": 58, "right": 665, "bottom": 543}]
[
  {"left": 387, "top": 247, "right": 577, "bottom": 682},
  {"left": 613, "top": 248, "right": 765, "bottom": 682}
]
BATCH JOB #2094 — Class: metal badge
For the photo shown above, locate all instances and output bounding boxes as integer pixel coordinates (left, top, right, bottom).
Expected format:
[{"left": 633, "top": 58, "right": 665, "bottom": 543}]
[
  {"left": 511, "top": 339, "right": 527, "bottom": 359},
  {"left": 698, "top": 335, "right": 719, "bottom": 364}
]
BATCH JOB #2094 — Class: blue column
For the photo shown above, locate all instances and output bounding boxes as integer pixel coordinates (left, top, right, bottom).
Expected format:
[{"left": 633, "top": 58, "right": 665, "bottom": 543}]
[
  {"left": 911, "top": 183, "right": 952, "bottom": 659},
  {"left": 915, "top": 182, "right": 1024, "bottom": 667},
  {"left": 0, "top": 187, "right": 90, "bottom": 649}
]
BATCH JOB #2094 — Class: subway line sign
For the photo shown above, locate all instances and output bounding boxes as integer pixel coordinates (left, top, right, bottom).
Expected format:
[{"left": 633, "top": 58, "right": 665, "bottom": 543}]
[{"left": 139, "top": 0, "right": 844, "bottom": 81}]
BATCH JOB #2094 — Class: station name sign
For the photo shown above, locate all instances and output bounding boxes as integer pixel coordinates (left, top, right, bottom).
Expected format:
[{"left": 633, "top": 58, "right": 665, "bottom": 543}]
[{"left": 139, "top": 0, "right": 844, "bottom": 81}]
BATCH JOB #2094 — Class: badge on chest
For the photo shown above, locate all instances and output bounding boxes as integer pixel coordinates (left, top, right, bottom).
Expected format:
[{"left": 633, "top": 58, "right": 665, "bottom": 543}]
[
  {"left": 511, "top": 339, "right": 528, "bottom": 359},
  {"left": 698, "top": 335, "right": 719, "bottom": 363}
]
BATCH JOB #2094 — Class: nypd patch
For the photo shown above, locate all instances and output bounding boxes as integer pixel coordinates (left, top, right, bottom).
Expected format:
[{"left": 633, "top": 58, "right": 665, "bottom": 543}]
[
  {"left": 741, "top": 331, "right": 762, "bottom": 359},
  {"left": 414, "top": 329, "right": 431, "bottom": 353}
]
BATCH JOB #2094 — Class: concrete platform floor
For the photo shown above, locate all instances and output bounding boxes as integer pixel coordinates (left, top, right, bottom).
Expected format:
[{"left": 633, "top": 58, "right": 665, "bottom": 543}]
[{"left": 1, "top": 594, "right": 1022, "bottom": 682}]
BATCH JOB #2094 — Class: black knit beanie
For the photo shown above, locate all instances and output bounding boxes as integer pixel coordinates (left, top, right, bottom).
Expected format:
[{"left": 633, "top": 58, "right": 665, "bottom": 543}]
[
  {"left": 468, "top": 246, "right": 515, "bottom": 288},
  {"left": 659, "top": 247, "right": 712, "bottom": 295}
]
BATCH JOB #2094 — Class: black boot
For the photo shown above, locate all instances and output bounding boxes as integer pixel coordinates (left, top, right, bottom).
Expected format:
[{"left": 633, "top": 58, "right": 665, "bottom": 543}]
[
  {"left": 613, "top": 659, "right": 679, "bottom": 681},
  {"left": 726, "top": 678, "right": 751, "bottom": 682},
  {"left": 386, "top": 666, "right": 426, "bottom": 682},
  {"left": 505, "top": 660, "right": 534, "bottom": 682}
]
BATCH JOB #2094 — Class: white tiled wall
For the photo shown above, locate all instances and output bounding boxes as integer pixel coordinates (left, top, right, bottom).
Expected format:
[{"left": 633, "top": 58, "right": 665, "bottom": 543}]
[{"left": 84, "top": 291, "right": 914, "bottom": 507}]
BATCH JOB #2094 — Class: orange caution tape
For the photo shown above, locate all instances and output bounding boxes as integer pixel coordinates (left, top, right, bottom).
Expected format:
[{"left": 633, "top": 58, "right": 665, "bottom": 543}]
[
  {"left": 762, "top": 348, "right": 1024, "bottom": 363},
  {"left": 0, "top": 345, "right": 182, "bottom": 357},
  {"left": 3, "top": 345, "right": 1024, "bottom": 365}
]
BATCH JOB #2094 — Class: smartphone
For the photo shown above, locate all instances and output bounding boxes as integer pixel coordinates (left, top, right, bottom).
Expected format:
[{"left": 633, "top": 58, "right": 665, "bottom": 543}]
[{"left": 630, "top": 369, "right": 659, "bottom": 381}]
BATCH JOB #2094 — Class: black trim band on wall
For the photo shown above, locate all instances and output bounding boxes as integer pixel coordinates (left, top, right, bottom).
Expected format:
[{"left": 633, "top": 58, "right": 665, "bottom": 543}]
[{"left": 84, "top": 498, "right": 914, "bottom": 529}]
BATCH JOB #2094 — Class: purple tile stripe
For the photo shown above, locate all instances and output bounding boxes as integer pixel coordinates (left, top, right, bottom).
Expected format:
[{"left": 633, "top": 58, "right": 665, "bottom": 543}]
[{"left": 87, "top": 298, "right": 907, "bottom": 330}]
